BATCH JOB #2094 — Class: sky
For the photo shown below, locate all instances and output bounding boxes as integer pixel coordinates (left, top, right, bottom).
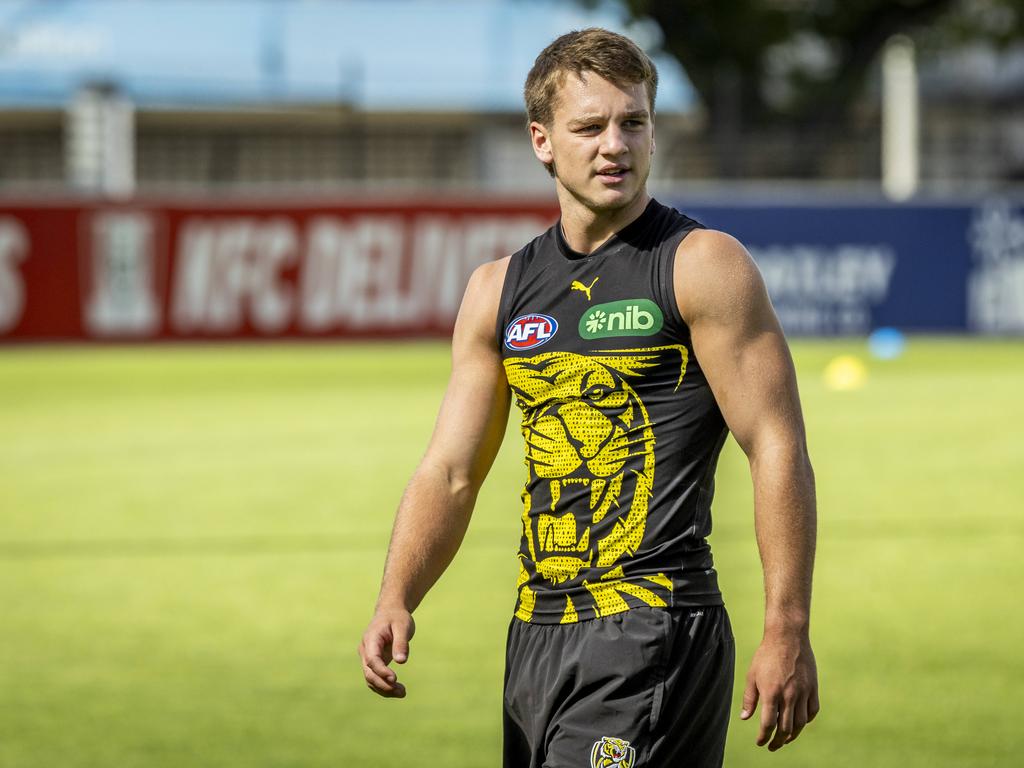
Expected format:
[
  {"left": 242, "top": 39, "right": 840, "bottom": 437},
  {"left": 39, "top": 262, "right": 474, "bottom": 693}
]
[{"left": 0, "top": 0, "right": 696, "bottom": 112}]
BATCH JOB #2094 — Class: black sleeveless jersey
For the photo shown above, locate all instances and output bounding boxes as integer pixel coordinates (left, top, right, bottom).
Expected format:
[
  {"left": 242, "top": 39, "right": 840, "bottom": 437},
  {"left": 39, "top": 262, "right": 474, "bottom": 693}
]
[{"left": 496, "top": 198, "right": 728, "bottom": 624}]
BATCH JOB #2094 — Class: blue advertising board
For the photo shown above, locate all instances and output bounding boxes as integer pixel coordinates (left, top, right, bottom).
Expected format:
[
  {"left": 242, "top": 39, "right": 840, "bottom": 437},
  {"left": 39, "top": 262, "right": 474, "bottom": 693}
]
[{"left": 674, "top": 198, "right": 1024, "bottom": 336}]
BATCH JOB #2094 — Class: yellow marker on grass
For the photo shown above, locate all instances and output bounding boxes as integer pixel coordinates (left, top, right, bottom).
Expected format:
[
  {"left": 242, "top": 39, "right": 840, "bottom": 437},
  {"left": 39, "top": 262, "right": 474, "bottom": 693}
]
[{"left": 824, "top": 355, "right": 867, "bottom": 391}]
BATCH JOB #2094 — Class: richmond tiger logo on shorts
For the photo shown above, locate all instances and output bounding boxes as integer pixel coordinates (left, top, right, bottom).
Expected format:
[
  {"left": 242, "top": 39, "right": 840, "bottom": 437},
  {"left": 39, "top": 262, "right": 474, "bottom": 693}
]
[{"left": 591, "top": 736, "right": 636, "bottom": 768}]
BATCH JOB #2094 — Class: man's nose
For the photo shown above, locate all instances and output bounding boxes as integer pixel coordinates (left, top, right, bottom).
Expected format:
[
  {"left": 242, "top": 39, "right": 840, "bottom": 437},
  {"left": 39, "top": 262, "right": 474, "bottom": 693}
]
[{"left": 600, "top": 124, "right": 628, "bottom": 156}]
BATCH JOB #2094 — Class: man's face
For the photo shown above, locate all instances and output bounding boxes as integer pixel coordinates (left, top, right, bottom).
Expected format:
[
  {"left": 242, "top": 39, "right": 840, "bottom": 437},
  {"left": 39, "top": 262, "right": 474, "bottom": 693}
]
[{"left": 531, "top": 71, "right": 654, "bottom": 213}]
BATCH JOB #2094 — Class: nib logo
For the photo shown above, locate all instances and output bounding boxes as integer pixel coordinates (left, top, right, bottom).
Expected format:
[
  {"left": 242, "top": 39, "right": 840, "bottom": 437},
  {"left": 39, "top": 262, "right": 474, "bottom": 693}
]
[
  {"left": 585, "top": 310, "right": 608, "bottom": 334},
  {"left": 579, "top": 299, "right": 663, "bottom": 339}
]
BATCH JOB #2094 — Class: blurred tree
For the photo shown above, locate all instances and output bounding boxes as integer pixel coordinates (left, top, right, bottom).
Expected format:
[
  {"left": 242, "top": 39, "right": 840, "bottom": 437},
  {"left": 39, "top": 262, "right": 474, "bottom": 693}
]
[{"left": 597, "top": 0, "right": 1024, "bottom": 177}]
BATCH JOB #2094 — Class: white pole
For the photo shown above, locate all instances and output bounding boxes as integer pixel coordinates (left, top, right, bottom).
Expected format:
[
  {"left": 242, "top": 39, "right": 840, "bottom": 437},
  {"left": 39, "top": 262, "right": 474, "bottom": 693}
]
[
  {"left": 66, "top": 83, "right": 135, "bottom": 197},
  {"left": 882, "top": 35, "right": 919, "bottom": 201}
]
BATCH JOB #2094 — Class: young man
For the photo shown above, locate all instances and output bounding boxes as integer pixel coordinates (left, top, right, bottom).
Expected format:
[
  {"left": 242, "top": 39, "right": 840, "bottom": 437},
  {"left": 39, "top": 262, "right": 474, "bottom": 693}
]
[{"left": 359, "top": 28, "right": 819, "bottom": 767}]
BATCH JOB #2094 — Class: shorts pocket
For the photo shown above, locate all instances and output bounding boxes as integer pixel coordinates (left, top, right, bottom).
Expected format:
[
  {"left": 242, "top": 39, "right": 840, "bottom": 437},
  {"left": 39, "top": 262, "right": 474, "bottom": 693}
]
[{"left": 647, "top": 609, "right": 678, "bottom": 733}]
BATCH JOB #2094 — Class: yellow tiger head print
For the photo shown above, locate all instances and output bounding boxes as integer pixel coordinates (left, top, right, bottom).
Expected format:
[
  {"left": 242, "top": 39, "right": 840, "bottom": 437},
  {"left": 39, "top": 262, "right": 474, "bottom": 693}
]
[
  {"left": 504, "top": 346, "right": 687, "bottom": 619},
  {"left": 590, "top": 736, "right": 636, "bottom": 768}
]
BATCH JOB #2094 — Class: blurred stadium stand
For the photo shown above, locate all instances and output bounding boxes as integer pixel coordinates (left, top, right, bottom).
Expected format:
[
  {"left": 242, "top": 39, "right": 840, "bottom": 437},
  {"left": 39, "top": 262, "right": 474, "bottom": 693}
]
[
  {"left": 2, "top": 0, "right": 1023, "bottom": 342},
  {"left": 0, "top": 0, "right": 1020, "bottom": 195},
  {"left": 0, "top": 0, "right": 701, "bottom": 194}
]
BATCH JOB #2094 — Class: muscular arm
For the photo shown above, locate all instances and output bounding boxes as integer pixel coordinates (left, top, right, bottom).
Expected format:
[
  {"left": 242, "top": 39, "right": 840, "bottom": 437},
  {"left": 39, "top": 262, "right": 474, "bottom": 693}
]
[
  {"left": 676, "top": 229, "right": 820, "bottom": 750},
  {"left": 359, "top": 258, "right": 511, "bottom": 698}
]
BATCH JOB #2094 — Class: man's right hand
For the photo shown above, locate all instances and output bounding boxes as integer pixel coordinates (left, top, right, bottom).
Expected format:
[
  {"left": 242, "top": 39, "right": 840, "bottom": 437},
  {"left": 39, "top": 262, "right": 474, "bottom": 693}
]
[
  {"left": 358, "top": 607, "right": 416, "bottom": 698},
  {"left": 356, "top": 259, "right": 509, "bottom": 701}
]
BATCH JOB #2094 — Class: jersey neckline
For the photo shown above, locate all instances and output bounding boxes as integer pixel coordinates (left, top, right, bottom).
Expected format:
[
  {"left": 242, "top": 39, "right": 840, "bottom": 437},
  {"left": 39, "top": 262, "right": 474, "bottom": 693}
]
[{"left": 554, "top": 197, "right": 661, "bottom": 262}]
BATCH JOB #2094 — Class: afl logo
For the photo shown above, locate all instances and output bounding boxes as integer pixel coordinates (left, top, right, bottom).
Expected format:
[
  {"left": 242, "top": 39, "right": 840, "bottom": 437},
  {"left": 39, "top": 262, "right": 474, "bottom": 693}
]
[{"left": 505, "top": 313, "right": 558, "bottom": 351}]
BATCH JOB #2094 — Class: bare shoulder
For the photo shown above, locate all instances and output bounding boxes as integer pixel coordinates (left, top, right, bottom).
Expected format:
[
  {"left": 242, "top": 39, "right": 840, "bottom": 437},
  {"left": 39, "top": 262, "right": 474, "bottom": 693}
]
[
  {"left": 673, "top": 228, "right": 770, "bottom": 328},
  {"left": 460, "top": 255, "right": 511, "bottom": 320},
  {"left": 455, "top": 255, "right": 513, "bottom": 344},
  {"left": 467, "top": 255, "right": 512, "bottom": 300}
]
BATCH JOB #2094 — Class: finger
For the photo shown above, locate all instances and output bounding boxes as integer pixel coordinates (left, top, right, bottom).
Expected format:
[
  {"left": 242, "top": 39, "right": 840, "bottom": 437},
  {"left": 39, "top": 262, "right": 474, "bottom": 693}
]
[
  {"left": 362, "top": 636, "right": 398, "bottom": 684},
  {"left": 363, "top": 664, "right": 406, "bottom": 698},
  {"left": 808, "top": 686, "right": 820, "bottom": 722},
  {"left": 769, "top": 697, "right": 794, "bottom": 751},
  {"left": 392, "top": 621, "right": 412, "bottom": 664},
  {"left": 740, "top": 677, "right": 759, "bottom": 720},
  {"left": 757, "top": 697, "right": 778, "bottom": 747},
  {"left": 786, "top": 696, "right": 809, "bottom": 743},
  {"left": 372, "top": 626, "right": 395, "bottom": 666},
  {"left": 363, "top": 664, "right": 394, "bottom": 693}
]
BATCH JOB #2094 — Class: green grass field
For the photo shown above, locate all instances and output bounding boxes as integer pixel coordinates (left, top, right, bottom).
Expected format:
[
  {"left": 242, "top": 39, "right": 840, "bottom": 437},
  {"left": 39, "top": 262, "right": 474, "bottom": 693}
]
[{"left": 1, "top": 339, "right": 1022, "bottom": 767}]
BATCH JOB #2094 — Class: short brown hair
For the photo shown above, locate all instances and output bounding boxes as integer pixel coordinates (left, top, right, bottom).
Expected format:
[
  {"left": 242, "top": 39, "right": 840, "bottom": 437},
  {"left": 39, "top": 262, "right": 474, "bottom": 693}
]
[{"left": 524, "top": 27, "right": 659, "bottom": 128}]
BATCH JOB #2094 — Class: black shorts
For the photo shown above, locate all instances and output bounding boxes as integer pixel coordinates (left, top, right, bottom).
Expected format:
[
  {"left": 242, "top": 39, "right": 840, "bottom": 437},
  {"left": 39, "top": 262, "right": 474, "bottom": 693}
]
[{"left": 502, "top": 606, "right": 735, "bottom": 768}]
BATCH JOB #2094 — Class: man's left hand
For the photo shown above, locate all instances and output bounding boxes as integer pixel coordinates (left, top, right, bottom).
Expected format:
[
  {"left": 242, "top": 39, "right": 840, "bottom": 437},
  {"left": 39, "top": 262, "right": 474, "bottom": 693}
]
[{"left": 740, "top": 631, "right": 820, "bottom": 751}]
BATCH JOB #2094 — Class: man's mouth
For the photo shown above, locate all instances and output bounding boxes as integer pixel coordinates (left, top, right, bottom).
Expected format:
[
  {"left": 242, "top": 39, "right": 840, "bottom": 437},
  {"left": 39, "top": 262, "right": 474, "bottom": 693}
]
[{"left": 597, "top": 166, "right": 629, "bottom": 179}]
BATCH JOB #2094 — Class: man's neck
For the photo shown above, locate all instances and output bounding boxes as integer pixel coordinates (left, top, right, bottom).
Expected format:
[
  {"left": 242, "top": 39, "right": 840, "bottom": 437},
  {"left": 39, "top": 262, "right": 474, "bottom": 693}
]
[{"left": 556, "top": 188, "right": 652, "bottom": 255}]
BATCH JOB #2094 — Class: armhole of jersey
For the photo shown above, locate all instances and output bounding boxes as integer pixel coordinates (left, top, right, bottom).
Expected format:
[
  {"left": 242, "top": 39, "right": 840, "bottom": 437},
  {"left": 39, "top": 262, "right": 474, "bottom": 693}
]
[
  {"left": 495, "top": 248, "right": 527, "bottom": 351},
  {"left": 659, "top": 218, "right": 705, "bottom": 338}
]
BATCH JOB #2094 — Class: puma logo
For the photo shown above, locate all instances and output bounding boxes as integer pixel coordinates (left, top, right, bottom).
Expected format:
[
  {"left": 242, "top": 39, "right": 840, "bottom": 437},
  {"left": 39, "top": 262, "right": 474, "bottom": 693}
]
[{"left": 570, "top": 277, "right": 600, "bottom": 301}]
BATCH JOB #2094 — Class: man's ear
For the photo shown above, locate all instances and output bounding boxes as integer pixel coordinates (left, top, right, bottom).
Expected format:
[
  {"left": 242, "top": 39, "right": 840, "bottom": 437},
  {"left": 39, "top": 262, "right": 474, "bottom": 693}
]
[{"left": 530, "top": 121, "right": 554, "bottom": 166}]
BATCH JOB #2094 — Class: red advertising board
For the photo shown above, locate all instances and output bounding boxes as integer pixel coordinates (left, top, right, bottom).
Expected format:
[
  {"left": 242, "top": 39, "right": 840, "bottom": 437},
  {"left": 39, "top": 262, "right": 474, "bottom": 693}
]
[{"left": 0, "top": 199, "right": 559, "bottom": 342}]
